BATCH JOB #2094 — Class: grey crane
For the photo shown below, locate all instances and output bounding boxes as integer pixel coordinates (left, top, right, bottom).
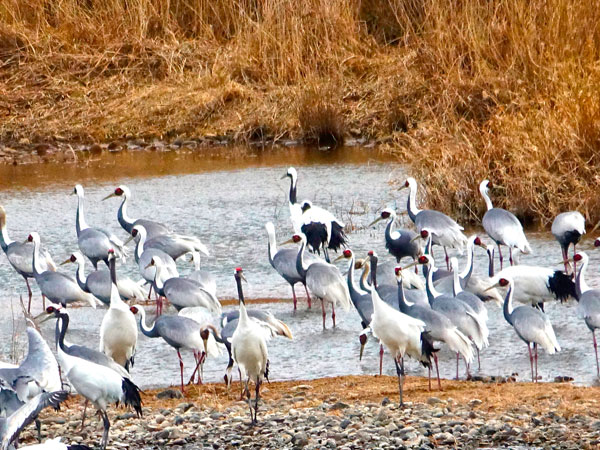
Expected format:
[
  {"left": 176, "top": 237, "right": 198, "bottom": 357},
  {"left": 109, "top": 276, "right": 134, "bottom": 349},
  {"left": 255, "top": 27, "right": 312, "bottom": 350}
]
[
  {"left": 26, "top": 233, "right": 98, "bottom": 309},
  {"left": 188, "top": 251, "right": 217, "bottom": 300},
  {"left": 408, "top": 254, "right": 489, "bottom": 379},
  {"left": 146, "top": 256, "right": 221, "bottom": 313},
  {"left": 486, "top": 276, "right": 560, "bottom": 382},
  {"left": 401, "top": 177, "right": 467, "bottom": 269},
  {"left": 395, "top": 266, "right": 473, "bottom": 390},
  {"left": 569, "top": 252, "right": 600, "bottom": 376},
  {"left": 368, "top": 208, "right": 421, "bottom": 265},
  {"left": 131, "top": 305, "right": 212, "bottom": 394},
  {"left": 73, "top": 185, "right": 126, "bottom": 269},
  {"left": 288, "top": 234, "right": 351, "bottom": 329},
  {"left": 265, "top": 222, "right": 318, "bottom": 310},
  {"left": 0, "top": 206, "right": 56, "bottom": 311},
  {"left": 552, "top": 211, "right": 585, "bottom": 274},
  {"left": 0, "top": 390, "right": 68, "bottom": 450},
  {"left": 60, "top": 251, "right": 146, "bottom": 305},
  {"left": 52, "top": 311, "right": 142, "bottom": 450},
  {"left": 479, "top": 180, "right": 531, "bottom": 269},
  {"left": 103, "top": 185, "right": 171, "bottom": 239},
  {"left": 231, "top": 268, "right": 269, "bottom": 424},
  {"left": 283, "top": 167, "right": 347, "bottom": 262}
]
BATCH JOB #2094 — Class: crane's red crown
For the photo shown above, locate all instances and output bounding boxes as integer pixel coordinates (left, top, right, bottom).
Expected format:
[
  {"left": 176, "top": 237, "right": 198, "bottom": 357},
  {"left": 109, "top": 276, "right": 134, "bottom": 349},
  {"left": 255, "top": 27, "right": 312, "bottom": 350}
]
[
  {"left": 115, "top": 187, "right": 124, "bottom": 195},
  {"left": 130, "top": 306, "right": 139, "bottom": 314},
  {"left": 235, "top": 267, "right": 243, "bottom": 272},
  {"left": 420, "top": 230, "right": 429, "bottom": 238},
  {"left": 292, "top": 235, "right": 302, "bottom": 243},
  {"left": 70, "top": 254, "right": 76, "bottom": 262},
  {"left": 46, "top": 306, "right": 57, "bottom": 313},
  {"left": 499, "top": 278, "right": 509, "bottom": 287},
  {"left": 343, "top": 249, "right": 352, "bottom": 257},
  {"left": 474, "top": 237, "right": 482, "bottom": 245},
  {"left": 381, "top": 211, "right": 391, "bottom": 219},
  {"left": 394, "top": 267, "right": 402, "bottom": 275},
  {"left": 131, "top": 228, "right": 138, "bottom": 237},
  {"left": 404, "top": 180, "right": 410, "bottom": 187},
  {"left": 574, "top": 253, "right": 583, "bottom": 262},
  {"left": 418, "top": 255, "right": 429, "bottom": 264}
]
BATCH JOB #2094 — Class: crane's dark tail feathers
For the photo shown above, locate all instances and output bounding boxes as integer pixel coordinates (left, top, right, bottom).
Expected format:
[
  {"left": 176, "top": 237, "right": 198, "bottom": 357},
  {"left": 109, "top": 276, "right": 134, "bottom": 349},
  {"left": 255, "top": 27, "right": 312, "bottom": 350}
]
[
  {"left": 68, "top": 445, "right": 94, "bottom": 450},
  {"left": 420, "top": 331, "right": 438, "bottom": 369},
  {"left": 549, "top": 271, "right": 577, "bottom": 302},
  {"left": 121, "top": 378, "right": 143, "bottom": 418},
  {"left": 301, "top": 222, "right": 328, "bottom": 255},
  {"left": 328, "top": 222, "right": 348, "bottom": 251}
]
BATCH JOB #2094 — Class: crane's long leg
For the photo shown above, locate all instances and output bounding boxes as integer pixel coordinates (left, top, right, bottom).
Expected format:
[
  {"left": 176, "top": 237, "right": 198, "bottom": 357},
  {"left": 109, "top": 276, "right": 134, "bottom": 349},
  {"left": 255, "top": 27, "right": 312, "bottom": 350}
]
[
  {"left": 147, "top": 284, "right": 153, "bottom": 300},
  {"left": 573, "top": 244, "right": 578, "bottom": 276},
  {"left": 303, "top": 284, "right": 312, "bottom": 309},
  {"left": 393, "top": 355, "right": 404, "bottom": 407},
  {"left": 331, "top": 303, "right": 336, "bottom": 328},
  {"left": 176, "top": 350, "right": 185, "bottom": 394},
  {"left": 100, "top": 409, "right": 110, "bottom": 450},
  {"left": 320, "top": 299, "right": 326, "bottom": 330},
  {"left": 444, "top": 247, "right": 450, "bottom": 270},
  {"left": 455, "top": 352, "right": 460, "bottom": 380},
  {"left": 433, "top": 353, "right": 442, "bottom": 390},
  {"left": 42, "top": 294, "right": 46, "bottom": 310},
  {"left": 534, "top": 343, "right": 538, "bottom": 382},
  {"left": 497, "top": 245, "right": 504, "bottom": 270},
  {"left": 291, "top": 284, "right": 298, "bottom": 311},
  {"left": 527, "top": 344, "right": 534, "bottom": 382},
  {"left": 509, "top": 247, "right": 514, "bottom": 266},
  {"left": 24, "top": 277, "right": 33, "bottom": 312},
  {"left": 188, "top": 351, "right": 206, "bottom": 385},
  {"left": 477, "top": 347, "right": 481, "bottom": 371},
  {"left": 80, "top": 399, "right": 89, "bottom": 429},
  {"left": 428, "top": 366, "right": 432, "bottom": 391},
  {"left": 244, "top": 378, "right": 253, "bottom": 424},
  {"left": 254, "top": 378, "right": 261, "bottom": 424},
  {"left": 562, "top": 247, "right": 571, "bottom": 274},
  {"left": 379, "top": 345, "right": 384, "bottom": 376},
  {"left": 593, "top": 331, "right": 600, "bottom": 377}
]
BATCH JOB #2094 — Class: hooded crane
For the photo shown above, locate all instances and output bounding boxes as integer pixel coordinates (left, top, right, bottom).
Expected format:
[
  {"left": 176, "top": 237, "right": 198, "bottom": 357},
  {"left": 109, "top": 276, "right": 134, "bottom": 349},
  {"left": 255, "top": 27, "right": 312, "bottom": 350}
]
[
  {"left": 283, "top": 167, "right": 347, "bottom": 262},
  {"left": 0, "top": 390, "right": 68, "bottom": 450},
  {"left": 26, "top": 233, "right": 98, "bottom": 309},
  {"left": 231, "top": 267, "right": 269, "bottom": 424},
  {"left": 99, "top": 250, "right": 138, "bottom": 371},
  {"left": 395, "top": 266, "right": 473, "bottom": 390},
  {"left": 131, "top": 305, "right": 213, "bottom": 394},
  {"left": 60, "top": 251, "right": 146, "bottom": 305},
  {"left": 52, "top": 310, "right": 142, "bottom": 450},
  {"left": 0, "top": 206, "right": 56, "bottom": 311},
  {"left": 103, "top": 185, "right": 171, "bottom": 239},
  {"left": 72, "top": 185, "right": 126, "bottom": 269},
  {"left": 401, "top": 177, "right": 467, "bottom": 269},
  {"left": 266, "top": 222, "right": 318, "bottom": 310},
  {"left": 359, "top": 277, "right": 434, "bottom": 406},
  {"left": 479, "top": 180, "right": 532, "bottom": 269},
  {"left": 408, "top": 254, "right": 489, "bottom": 379},
  {"left": 569, "top": 252, "right": 600, "bottom": 377},
  {"left": 146, "top": 256, "right": 221, "bottom": 314},
  {"left": 288, "top": 234, "right": 351, "bottom": 329},
  {"left": 552, "top": 211, "right": 585, "bottom": 274},
  {"left": 486, "top": 276, "right": 560, "bottom": 382},
  {"left": 368, "top": 208, "right": 420, "bottom": 266}
]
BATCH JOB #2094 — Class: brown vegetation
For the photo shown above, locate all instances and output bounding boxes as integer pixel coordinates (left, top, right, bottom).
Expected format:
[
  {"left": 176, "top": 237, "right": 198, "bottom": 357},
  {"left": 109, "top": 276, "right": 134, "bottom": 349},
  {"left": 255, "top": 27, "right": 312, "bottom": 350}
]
[{"left": 1, "top": 0, "right": 600, "bottom": 225}]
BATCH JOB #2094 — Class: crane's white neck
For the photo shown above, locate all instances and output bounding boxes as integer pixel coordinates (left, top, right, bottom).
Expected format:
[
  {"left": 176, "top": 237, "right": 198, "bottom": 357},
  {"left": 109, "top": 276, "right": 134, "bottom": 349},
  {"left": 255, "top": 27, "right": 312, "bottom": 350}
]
[
  {"left": 347, "top": 255, "right": 366, "bottom": 296},
  {"left": 577, "top": 256, "right": 591, "bottom": 294},
  {"left": 296, "top": 240, "right": 309, "bottom": 275},
  {"left": 0, "top": 211, "right": 12, "bottom": 251},
  {"left": 480, "top": 184, "right": 494, "bottom": 211},
  {"left": 359, "top": 261, "right": 371, "bottom": 292},
  {"left": 425, "top": 260, "right": 442, "bottom": 300},
  {"left": 451, "top": 260, "right": 462, "bottom": 295},
  {"left": 134, "top": 228, "right": 147, "bottom": 261},
  {"left": 192, "top": 251, "right": 201, "bottom": 271},
  {"left": 266, "top": 227, "right": 277, "bottom": 262},
  {"left": 31, "top": 237, "right": 43, "bottom": 276},
  {"left": 153, "top": 262, "right": 164, "bottom": 291},
  {"left": 459, "top": 237, "right": 475, "bottom": 280},
  {"left": 406, "top": 182, "right": 421, "bottom": 219},
  {"left": 238, "top": 300, "right": 250, "bottom": 324},
  {"left": 75, "top": 192, "right": 88, "bottom": 236}
]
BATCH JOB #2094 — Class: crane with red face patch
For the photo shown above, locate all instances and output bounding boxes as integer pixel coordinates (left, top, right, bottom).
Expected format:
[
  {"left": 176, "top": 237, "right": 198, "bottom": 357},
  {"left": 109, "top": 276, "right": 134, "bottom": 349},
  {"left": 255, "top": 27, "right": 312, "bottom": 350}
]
[{"left": 368, "top": 208, "right": 421, "bottom": 265}]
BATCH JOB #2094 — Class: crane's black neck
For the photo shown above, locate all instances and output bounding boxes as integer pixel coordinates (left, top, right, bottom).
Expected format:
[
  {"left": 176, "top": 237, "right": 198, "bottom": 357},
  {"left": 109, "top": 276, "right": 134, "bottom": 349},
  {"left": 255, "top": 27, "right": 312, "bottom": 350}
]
[
  {"left": 235, "top": 273, "right": 245, "bottom": 304},
  {"left": 488, "top": 248, "right": 495, "bottom": 277},
  {"left": 288, "top": 176, "right": 297, "bottom": 205},
  {"left": 56, "top": 312, "right": 70, "bottom": 353},
  {"left": 109, "top": 256, "right": 117, "bottom": 285}
]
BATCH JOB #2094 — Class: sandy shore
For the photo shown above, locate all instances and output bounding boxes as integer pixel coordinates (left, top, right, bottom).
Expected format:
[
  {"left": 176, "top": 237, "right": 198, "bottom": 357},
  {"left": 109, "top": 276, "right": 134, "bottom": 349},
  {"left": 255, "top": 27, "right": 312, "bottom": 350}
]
[{"left": 17, "top": 375, "right": 600, "bottom": 449}]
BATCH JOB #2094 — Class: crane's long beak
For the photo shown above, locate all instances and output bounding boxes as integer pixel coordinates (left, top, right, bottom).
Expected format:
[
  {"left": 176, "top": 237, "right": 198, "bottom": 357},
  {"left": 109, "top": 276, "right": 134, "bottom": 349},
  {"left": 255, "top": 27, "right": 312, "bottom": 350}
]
[
  {"left": 280, "top": 174, "right": 288, "bottom": 180},
  {"left": 123, "top": 234, "right": 135, "bottom": 246},
  {"left": 102, "top": 193, "right": 116, "bottom": 201},
  {"left": 239, "top": 272, "right": 248, "bottom": 283},
  {"left": 368, "top": 217, "right": 382, "bottom": 227},
  {"left": 333, "top": 254, "right": 345, "bottom": 262},
  {"left": 279, "top": 238, "right": 294, "bottom": 246},
  {"left": 484, "top": 283, "right": 499, "bottom": 292},
  {"left": 410, "top": 235, "right": 421, "bottom": 243},
  {"left": 144, "top": 262, "right": 154, "bottom": 269},
  {"left": 556, "top": 258, "right": 571, "bottom": 265},
  {"left": 402, "top": 261, "right": 419, "bottom": 270},
  {"left": 59, "top": 258, "right": 72, "bottom": 266}
]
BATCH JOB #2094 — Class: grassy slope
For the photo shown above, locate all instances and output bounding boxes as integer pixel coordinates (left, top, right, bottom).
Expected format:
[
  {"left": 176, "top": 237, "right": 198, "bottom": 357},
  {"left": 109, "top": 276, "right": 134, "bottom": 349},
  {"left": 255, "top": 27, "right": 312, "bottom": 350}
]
[{"left": 1, "top": 0, "right": 600, "bottom": 225}]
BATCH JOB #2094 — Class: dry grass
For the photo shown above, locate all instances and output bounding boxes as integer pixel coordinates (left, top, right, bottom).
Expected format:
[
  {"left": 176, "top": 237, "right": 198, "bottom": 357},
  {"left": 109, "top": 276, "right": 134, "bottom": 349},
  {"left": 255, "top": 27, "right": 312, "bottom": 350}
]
[{"left": 1, "top": 0, "right": 600, "bottom": 224}]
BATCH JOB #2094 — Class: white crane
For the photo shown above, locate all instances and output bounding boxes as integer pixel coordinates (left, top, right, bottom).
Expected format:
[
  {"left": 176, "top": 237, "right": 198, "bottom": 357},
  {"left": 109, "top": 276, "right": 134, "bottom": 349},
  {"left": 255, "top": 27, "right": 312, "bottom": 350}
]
[
  {"left": 479, "top": 180, "right": 531, "bottom": 268},
  {"left": 401, "top": 177, "right": 467, "bottom": 269},
  {"left": 99, "top": 250, "right": 138, "bottom": 371},
  {"left": 19, "top": 437, "right": 92, "bottom": 449},
  {"left": 552, "top": 211, "right": 585, "bottom": 274},
  {"left": 231, "top": 267, "right": 269, "bottom": 424},
  {"left": 486, "top": 276, "right": 560, "bottom": 382}
]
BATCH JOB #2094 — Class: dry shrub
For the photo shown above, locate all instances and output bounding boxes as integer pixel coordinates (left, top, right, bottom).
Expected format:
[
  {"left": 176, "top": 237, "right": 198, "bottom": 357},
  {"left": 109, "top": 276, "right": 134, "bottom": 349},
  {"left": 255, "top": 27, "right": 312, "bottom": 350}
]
[{"left": 298, "top": 86, "right": 345, "bottom": 148}]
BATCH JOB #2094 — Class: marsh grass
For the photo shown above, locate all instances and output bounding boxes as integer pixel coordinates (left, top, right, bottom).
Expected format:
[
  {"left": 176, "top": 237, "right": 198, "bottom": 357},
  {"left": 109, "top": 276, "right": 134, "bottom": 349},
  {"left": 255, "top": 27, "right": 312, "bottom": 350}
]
[{"left": 1, "top": 0, "right": 600, "bottom": 224}]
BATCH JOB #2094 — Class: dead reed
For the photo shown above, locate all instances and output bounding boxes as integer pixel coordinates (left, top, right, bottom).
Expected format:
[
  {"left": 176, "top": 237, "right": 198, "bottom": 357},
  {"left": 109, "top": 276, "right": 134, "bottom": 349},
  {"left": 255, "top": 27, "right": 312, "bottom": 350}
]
[{"left": 1, "top": 0, "right": 600, "bottom": 225}]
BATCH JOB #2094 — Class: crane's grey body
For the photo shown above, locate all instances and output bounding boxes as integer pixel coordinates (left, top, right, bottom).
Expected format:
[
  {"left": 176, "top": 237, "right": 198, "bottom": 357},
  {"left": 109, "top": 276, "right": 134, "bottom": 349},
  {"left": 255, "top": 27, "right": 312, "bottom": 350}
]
[
  {"left": 369, "top": 209, "right": 420, "bottom": 263},
  {"left": 188, "top": 251, "right": 217, "bottom": 299},
  {"left": 144, "top": 234, "right": 209, "bottom": 261},
  {"left": 131, "top": 225, "right": 178, "bottom": 284}
]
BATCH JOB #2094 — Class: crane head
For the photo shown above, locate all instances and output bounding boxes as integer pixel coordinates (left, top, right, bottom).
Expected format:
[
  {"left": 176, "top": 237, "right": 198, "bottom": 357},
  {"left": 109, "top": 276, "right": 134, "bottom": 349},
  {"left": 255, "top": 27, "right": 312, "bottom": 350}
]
[
  {"left": 474, "top": 236, "right": 485, "bottom": 248},
  {"left": 300, "top": 201, "right": 312, "bottom": 213},
  {"left": 574, "top": 253, "right": 584, "bottom": 262},
  {"left": 595, "top": 239, "right": 600, "bottom": 248},
  {"left": 498, "top": 278, "right": 510, "bottom": 287},
  {"left": 394, "top": 266, "right": 402, "bottom": 276},
  {"left": 60, "top": 253, "right": 78, "bottom": 265},
  {"left": 129, "top": 306, "right": 139, "bottom": 314},
  {"left": 235, "top": 267, "right": 247, "bottom": 283},
  {"left": 358, "top": 334, "right": 368, "bottom": 360},
  {"left": 335, "top": 249, "right": 352, "bottom": 262}
]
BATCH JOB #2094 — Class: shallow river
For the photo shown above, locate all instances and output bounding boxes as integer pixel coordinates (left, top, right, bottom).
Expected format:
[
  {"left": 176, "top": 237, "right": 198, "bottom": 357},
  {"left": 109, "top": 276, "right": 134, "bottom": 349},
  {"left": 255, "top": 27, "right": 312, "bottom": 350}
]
[{"left": 1, "top": 147, "right": 599, "bottom": 389}]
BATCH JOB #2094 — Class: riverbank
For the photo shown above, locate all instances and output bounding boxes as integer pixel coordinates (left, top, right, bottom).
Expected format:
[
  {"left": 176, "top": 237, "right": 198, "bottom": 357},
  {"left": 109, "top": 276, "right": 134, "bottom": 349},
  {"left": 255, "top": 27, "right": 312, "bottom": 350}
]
[{"left": 19, "top": 375, "right": 600, "bottom": 449}]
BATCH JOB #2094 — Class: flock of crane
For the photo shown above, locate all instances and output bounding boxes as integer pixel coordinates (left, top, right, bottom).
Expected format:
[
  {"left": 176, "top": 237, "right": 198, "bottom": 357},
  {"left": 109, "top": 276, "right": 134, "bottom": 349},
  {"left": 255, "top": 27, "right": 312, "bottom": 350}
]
[{"left": 0, "top": 165, "right": 598, "bottom": 449}]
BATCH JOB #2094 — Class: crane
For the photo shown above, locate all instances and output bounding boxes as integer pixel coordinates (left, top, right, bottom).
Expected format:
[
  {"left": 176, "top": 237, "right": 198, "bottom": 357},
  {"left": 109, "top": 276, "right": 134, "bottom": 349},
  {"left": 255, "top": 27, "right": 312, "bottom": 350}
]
[
  {"left": 368, "top": 208, "right": 421, "bottom": 265},
  {"left": 551, "top": 211, "right": 585, "bottom": 274}
]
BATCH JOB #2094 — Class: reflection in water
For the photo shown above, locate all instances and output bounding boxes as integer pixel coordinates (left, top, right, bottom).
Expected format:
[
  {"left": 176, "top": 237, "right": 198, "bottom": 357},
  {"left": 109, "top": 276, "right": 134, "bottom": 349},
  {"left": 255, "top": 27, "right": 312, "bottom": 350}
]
[{"left": 0, "top": 148, "right": 599, "bottom": 389}]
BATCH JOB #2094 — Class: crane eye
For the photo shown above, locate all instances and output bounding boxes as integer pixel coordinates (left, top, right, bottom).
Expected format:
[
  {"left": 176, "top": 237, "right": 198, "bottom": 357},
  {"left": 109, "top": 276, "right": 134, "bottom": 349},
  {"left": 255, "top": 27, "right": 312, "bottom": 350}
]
[
  {"left": 132, "top": 229, "right": 138, "bottom": 237},
  {"left": 359, "top": 334, "right": 367, "bottom": 345}
]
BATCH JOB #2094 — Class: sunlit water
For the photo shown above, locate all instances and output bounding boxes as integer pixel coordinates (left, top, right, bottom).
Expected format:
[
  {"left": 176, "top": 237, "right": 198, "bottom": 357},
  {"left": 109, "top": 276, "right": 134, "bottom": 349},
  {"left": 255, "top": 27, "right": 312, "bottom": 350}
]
[{"left": 1, "top": 147, "right": 599, "bottom": 389}]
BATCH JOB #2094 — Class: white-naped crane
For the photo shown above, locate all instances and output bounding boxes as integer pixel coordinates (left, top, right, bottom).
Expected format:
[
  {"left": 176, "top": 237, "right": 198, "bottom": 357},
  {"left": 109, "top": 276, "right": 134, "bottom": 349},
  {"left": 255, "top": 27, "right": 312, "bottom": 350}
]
[
  {"left": 283, "top": 167, "right": 347, "bottom": 263},
  {"left": 488, "top": 264, "right": 576, "bottom": 311},
  {"left": 400, "top": 177, "right": 467, "bottom": 269},
  {"left": 103, "top": 185, "right": 171, "bottom": 239},
  {"left": 231, "top": 267, "right": 270, "bottom": 424},
  {"left": 72, "top": 185, "right": 126, "bottom": 269},
  {"left": 265, "top": 222, "right": 318, "bottom": 310},
  {"left": 395, "top": 266, "right": 473, "bottom": 390},
  {"left": 19, "top": 437, "right": 92, "bottom": 449},
  {"left": 128, "top": 231, "right": 209, "bottom": 262},
  {"left": 131, "top": 305, "right": 214, "bottom": 393},
  {"left": 479, "top": 180, "right": 532, "bottom": 269},
  {"left": 188, "top": 251, "right": 217, "bottom": 299},
  {"left": 285, "top": 234, "right": 351, "bottom": 329},
  {"left": 60, "top": 251, "right": 147, "bottom": 306},
  {"left": 0, "top": 206, "right": 56, "bottom": 311},
  {"left": 568, "top": 252, "right": 600, "bottom": 376},
  {"left": 408, "top": 254, "right": 489, "bottom": 379},
  {"left": 26, "top": 233, "right": 98, "bottom": 309},
  {"left": 146, "top": 256, "right": 221, "bottom": 314},
  {"left": 359, "top": 273, "right": 435, "bottom": 406},
  {"left": 552, "top": 211, "right": 585, "bottom": 274},
  {"left": 0, "top": 390, "right": 69, "bottom": 450},
  {"left": 99, "top": 250, "right": 138, "bottom": 371},
  {"left": 51, "top": 310, "right": 143, "bottom": 450},
  {"left": 368, "top": 208, "right": 421, "bottom": 266},
  {"left": 486, "top": 276, "right": 560, "bottom": 382}
]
